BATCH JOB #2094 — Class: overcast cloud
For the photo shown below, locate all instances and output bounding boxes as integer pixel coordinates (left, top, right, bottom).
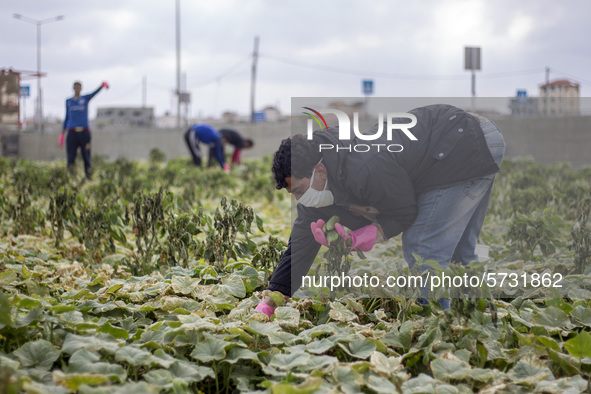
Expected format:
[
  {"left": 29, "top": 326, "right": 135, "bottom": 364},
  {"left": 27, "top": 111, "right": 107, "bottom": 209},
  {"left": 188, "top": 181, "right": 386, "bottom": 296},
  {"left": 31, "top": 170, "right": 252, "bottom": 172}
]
[{"left": 1, "top": 0, "right": 590, "bottom": 122}]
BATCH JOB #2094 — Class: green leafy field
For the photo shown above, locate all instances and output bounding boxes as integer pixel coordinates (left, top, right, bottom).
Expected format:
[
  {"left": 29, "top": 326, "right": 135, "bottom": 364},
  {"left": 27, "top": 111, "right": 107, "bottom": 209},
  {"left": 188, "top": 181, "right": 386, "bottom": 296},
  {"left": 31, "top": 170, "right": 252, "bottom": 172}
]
[{"left": 1, "top": 153, "right": 590, "bottom": 393}]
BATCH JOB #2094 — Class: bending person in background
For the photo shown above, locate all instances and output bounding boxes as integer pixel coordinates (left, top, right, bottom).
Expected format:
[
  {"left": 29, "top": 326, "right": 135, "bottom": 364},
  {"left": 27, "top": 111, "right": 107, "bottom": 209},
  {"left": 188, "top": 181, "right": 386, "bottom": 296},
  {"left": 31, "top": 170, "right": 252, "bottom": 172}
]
[
  {"left": 208, "top": 129, "right": 254, "bottom": 167},
  {"left": 61, "top": 80, "right": 109, "bottom": 179},
  {"left": 184, "top": 123, "right": 230, "bottom": 172}
]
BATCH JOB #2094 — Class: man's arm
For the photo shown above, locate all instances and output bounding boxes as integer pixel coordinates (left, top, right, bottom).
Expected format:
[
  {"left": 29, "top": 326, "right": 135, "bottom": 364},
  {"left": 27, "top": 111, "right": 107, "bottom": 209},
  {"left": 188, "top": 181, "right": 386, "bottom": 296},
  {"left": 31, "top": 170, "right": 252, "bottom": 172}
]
[
  {"left": 212, "top": 137, "right": 225, "bottom": 169},
  {"left": 231, "top": 148, "right": 242, "bottom": 165},
  {"left": 85, "top": 85, "right": 104, "bottom": 101},
  {"left": 62, "top": 100, "right": 70, "bottom": 131}
]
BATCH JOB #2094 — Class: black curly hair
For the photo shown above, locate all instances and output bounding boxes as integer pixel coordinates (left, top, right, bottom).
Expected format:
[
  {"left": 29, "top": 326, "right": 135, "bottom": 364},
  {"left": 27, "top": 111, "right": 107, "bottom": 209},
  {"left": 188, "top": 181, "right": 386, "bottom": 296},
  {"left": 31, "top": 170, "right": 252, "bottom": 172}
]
[{"left": 272, "top": 134, "right": 322, "bottom": 190}]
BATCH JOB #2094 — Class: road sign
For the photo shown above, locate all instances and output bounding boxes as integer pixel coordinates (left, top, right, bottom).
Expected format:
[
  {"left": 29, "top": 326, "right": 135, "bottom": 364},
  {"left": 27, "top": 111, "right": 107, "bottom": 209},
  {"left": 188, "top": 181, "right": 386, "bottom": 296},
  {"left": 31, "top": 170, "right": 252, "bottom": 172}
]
[
  {"left": 20, "top": 86, "right": 30, "bottom": 98},
  {"left": 464, "top": 47, "right": 481, "bottom": 71},
  {"left": 362, "top": 79, "right": 374, "bottom": 95}
]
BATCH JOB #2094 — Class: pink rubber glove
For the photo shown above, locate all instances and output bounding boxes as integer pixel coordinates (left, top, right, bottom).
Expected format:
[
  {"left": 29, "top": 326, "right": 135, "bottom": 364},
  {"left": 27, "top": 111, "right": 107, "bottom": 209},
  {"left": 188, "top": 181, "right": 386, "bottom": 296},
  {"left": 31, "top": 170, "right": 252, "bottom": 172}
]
[
  {"left": 310, "top": 219, "right": 328, "bottom": 246},
  {"left": 101, "top": 81, "right": 110, "bottom": 89},
  {"left": 58, "top": 133, "right": 65, "bottom": 147},
  {"left": 255, "top": 301, "right": 275, "bottom": 320},
  {"left": 349, "top": 225, "right": 378, "bottom": 252},
  {"left": 223, "top": 163, "right": 231, "bottom": 173},
  {"left": 334, "top": 223, "right": 351, "bottom": 243}
]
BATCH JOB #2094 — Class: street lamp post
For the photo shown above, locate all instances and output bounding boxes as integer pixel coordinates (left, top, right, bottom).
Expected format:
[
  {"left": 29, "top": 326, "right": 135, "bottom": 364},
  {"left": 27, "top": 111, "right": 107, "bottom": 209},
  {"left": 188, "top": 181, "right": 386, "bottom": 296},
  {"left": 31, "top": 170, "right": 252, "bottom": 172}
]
[{"left": 13, "top": 13, "right": 64, "bottom": 133}]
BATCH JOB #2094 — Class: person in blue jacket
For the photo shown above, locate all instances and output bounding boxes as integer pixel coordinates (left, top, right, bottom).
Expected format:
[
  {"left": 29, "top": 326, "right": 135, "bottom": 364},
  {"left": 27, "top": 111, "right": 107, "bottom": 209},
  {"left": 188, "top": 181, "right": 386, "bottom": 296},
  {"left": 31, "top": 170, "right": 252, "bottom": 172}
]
[
  {"left": 184, "top": 124, "right": 230, "bottom": 172},
  {"left": 61, "top": 80, "right": 108, "bottom": 179}
]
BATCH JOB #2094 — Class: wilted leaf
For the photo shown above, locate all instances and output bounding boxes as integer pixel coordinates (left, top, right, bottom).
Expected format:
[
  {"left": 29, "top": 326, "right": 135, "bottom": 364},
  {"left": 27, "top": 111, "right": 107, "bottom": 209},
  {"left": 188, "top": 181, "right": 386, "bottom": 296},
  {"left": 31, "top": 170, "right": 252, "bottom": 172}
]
[{"left": 328, "top": 302, "right": 358, "bottom": 323}]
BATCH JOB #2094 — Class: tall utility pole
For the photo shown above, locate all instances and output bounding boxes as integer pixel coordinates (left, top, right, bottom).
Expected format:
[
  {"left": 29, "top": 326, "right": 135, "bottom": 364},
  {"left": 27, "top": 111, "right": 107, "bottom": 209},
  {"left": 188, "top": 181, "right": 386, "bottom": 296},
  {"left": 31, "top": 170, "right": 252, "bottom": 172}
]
[
  {"left": 464, "top": 46, "right": 481, "bottom": 111},
  {"left": 250, "top": 36, "right": 259, "bottom": 124},
  {"left": 142, "top": 76, "right": 147, "bottom": 107},
  {"left": 13, "top": 13, "right": 64, "bottom": 133},
  {"left": 175, "top": 0, "right": 181, "bottom": 128},
  {"left": 545, "top": 67, "right": 550, "bottom": 85}
]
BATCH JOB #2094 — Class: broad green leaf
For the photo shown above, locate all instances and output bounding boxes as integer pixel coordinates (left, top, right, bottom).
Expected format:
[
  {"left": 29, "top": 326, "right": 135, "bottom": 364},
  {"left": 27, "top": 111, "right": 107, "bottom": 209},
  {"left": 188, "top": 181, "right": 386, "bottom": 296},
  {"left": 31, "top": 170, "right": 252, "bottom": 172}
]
[
  {"left": 98, "top": 322, "right": 130, "bottom": 340},
  {"left": 149, "top": 349, "right": 177, "bottom": 369},
  {"left": 13, "top": 339, "right": 60, "bottom": 370},
  {"left": 269, "top": 352, "right": 311, "bottom": 370},
  {"left": 52, "top": 371, "right": 109, "bottom": 391},
  {"left": 508, "top": 360, "right": 554, "bottom": 384},
  {"left": 370, "top": 352, "right": 402, "bottom": 375},
  {"left": 62, "top": 333, "right": 122, "bottom": 355},
  {"left": 86, "top": 381, "right": 160, "bottom": 393},
  {"left": 268, "top": 331, "right": 300, "bottom": 346},
  {"left": 274, "top": 307, "right": 300, "bottom": 328},
  {"left": 531, "top": 306, "right": 570, "bottom": 328},
  {"left": 399, "top": 321, "right": 414, "bottom": 350},
  {"left": 300, "top": 354, "right": 337, "bottom": 371},
  {"left": 15, "top": 307, "right": 43, "bottom": 328},
  {"left": 401, "top": 373, "right": 436, "bottom": 392},
  {"left": 306, "top": 338, "right": 334, "bottom": 354},
  {"left": 143, "top": 369, "right": 174, "bottom": 386},
  {"left": 68, "top": 349, "right": 126, "bottom": 382},
  {"left": 190, "top": 338, "right": 228, "bottom": 363},
  {"left": 267, "top": 291, "right": 287, "bottom": 307},
  {"left": 338, "top": 339, "right": 376, "bottom": 359},
  {"left": 366, "top": 375, "right": 399, "bottom": 393},
  {"left": 214, "top": 275, "right": 246, "bottom": 298},
  {"left": 381, "top": 330, "right": 404, "bottom": 350},
  {"left": 430, "top": 358, "right": 471, "bottom": 381},
  {"left": 270, "top": 377, "right": 322, "bottom": 394},
  {"left": 169, "top": 361, "right": 214, "bottom": 383},
  {"left": 548, "top": 349, "right": 581, "bottom": 375},
  {"left": 333, "top": 365, "right": 363, "bottom": 392},
  {"left": 535, "top": 375, "right": 588, "bottom": 393},
  {"left": 171, "top": 276, "right": 200, "bottom": 295},
  {"left": 564, "top": 331, "right": 591, "bottom": 358},
  {"left": 115, "top": 346, "right": 152, "bottom": 367},
  {"left": 570, "top": 306, "right": 591, "bottom": 327},
  {"left": 223, "top": 347, "right": 260, "bottom": 364},
  {"left": 535, "top": 336, "right": 561, "bottom": 352},
  {"left": 245, "top": 321, "right": 281, "bottom": 336},
  {"left": 0, "top": 354, "right": 20, "bottom": 371}
]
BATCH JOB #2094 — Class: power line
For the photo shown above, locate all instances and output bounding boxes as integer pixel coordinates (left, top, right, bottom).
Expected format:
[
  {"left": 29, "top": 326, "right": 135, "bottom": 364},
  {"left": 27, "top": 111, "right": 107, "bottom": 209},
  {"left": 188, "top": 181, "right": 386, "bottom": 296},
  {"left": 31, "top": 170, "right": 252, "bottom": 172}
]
[
  {"left": 189, "top": 55, "right": 252, "bottom": 89},
  {"left": 547, "top": 68, "right": 591, "bottom": 85},
  {"left": 259, "top": 53, "right": 545, "bottom": 81}
]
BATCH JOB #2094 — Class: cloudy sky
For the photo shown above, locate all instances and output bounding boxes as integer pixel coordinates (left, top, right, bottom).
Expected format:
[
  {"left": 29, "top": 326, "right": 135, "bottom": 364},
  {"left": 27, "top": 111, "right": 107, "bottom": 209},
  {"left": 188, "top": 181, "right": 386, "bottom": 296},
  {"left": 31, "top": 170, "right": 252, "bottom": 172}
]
[{"left": 1, "top": 0, "right": 590, "bottom": 122}]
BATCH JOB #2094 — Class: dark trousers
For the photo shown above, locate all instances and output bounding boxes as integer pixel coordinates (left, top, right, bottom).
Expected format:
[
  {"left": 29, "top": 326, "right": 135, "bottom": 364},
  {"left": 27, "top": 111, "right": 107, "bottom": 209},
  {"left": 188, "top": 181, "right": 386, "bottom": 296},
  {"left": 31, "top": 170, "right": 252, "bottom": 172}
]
[
  {"left": 184, "top": 129, "right": 202, "bottom": 166},
  {"left": 66, "top": 130, "right": 92, "bottom": 177}
]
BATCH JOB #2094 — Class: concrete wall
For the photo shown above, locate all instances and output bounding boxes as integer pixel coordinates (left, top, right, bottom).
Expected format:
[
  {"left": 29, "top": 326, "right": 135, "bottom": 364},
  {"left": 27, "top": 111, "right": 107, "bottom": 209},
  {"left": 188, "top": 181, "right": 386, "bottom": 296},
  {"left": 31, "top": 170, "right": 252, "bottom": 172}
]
[{"left": 4, "top": 116, "right": 591, "bottom": 167}]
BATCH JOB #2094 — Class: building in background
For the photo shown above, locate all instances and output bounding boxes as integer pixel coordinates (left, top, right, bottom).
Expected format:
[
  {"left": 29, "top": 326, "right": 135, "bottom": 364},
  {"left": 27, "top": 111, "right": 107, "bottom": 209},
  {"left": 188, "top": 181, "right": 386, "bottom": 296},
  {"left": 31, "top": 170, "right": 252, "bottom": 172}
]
[
  {"left": 538, "top": 79, "right": 580, "bottom": 116},
  {"left": 95, "top": 107, "right": 155, "bottom": 128},
  {"left": 0, "top": 69, "right": 20, "bottom": 130},
  {"left": 509, "top": 89, "right": 539, "bottom": 117}
]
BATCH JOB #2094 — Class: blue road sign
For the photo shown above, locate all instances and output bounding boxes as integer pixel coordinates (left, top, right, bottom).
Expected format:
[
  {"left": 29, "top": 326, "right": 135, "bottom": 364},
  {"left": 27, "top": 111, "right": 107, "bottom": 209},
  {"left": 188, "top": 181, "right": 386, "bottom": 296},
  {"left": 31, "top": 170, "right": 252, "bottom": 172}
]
[
  {"left": 362, "top": 79, "right": 373, "bottom": 95},
  {"left": 20, "top": 86, "right": 30, "bottom": 98}
]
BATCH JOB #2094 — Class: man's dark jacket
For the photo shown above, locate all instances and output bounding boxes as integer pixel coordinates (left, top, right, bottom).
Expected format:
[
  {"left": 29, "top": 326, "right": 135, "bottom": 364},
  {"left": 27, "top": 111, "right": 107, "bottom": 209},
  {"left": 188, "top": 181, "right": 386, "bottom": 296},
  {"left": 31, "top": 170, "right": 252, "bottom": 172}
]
[{"left": 268, "top": 104, "right": 500, "bottom": 296}]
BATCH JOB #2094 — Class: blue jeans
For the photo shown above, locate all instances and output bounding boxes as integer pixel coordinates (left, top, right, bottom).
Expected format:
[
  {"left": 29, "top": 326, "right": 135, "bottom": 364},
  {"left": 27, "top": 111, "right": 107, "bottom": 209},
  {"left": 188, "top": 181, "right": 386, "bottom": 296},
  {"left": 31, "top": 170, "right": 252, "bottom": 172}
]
[{"left": 403, "top": 117, "right": 505, "bottom": 309}]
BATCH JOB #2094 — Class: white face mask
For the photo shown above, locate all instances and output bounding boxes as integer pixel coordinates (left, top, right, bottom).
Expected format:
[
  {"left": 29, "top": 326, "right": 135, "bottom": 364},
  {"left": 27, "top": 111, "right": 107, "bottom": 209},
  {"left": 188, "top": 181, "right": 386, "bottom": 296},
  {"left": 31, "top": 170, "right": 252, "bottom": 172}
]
[{"left": 297, "top": 164, "right": 334, "bottom": 208}]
